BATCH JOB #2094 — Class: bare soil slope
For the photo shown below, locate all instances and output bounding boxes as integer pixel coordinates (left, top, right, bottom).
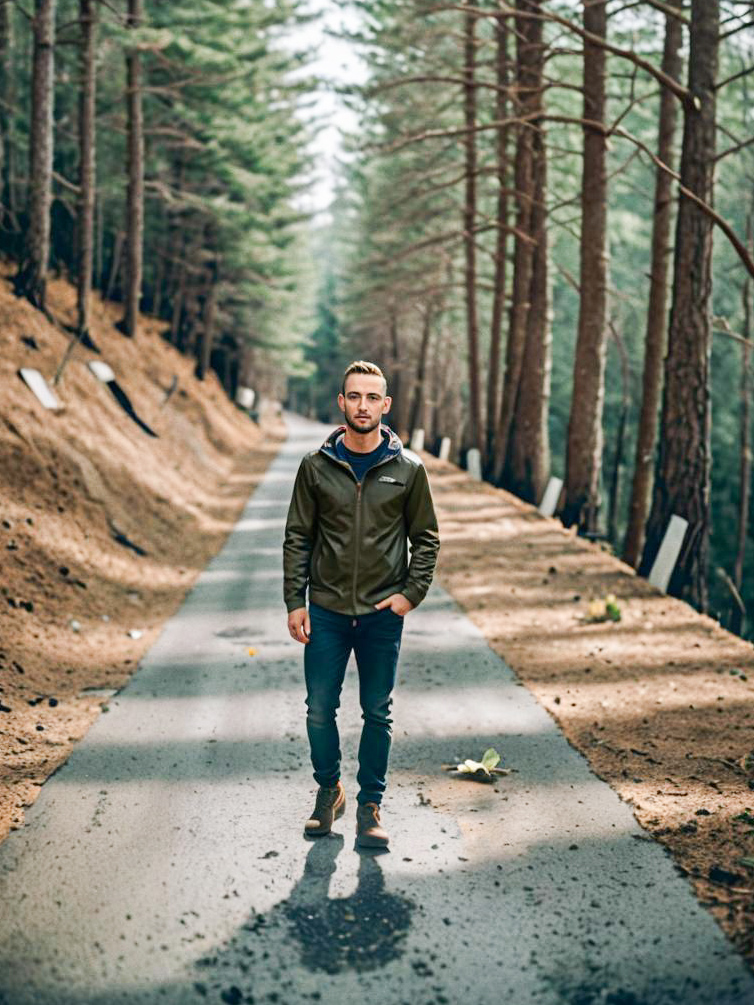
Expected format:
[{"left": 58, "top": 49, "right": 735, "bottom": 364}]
[
  {"left": 425, "top": 456, "right": 754, "bottom": 969},
  {"left": 0, "top": 268, "right": 283, "bottom": 840}
]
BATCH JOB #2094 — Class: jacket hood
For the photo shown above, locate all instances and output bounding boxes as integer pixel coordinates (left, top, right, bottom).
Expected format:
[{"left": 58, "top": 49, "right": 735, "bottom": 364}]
[{"left": 320, "top": 424, "right": 403, "bottom": 460}]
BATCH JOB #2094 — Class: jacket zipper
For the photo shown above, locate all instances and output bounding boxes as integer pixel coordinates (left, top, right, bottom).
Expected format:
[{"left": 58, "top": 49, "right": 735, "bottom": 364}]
[
  {"left": 352, "top": 480, "right": 362, "bottom": 611},
  {"left": 351, "top": 459, "right": 397, "bottom": 610},
  {"left": 320, "top": 442, "right": 401, "bottom": 612}
]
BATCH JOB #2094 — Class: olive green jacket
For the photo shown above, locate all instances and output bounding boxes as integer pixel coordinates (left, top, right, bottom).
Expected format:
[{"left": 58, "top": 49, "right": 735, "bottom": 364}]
[{"left": 283, "top": 425, "right": 440, "bottom": 616}]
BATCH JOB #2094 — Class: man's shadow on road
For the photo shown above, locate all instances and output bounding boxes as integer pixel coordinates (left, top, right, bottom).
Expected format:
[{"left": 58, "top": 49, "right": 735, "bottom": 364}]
[
  {"left": 283, "top": 836, "right": 415, "bottom": 974},
  {"left": 196, "top": 835, "right": 415, "bottom": 992}
]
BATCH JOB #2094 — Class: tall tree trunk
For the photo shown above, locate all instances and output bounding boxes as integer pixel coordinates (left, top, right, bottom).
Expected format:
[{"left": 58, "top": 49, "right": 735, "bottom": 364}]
[
  {"left": 561, "top": 0, "right": 609, "bottom": 532},
  {"left": 182, "top": 271, "right": 203, "bottom": 356},
  {"left": 640, "top": 0, "right": 719, "bottom": 610},
  {"left": 407, "top": 301, "right": 434, "bottom": 435},
  {"left": 491, "top": 0, "right": 540, "bottom": 484},
  {"left": 120, "top": 0, "right": 144, "bottom": 337},
  {"left": 387, "top": 309, "right": 405, "bottom": 435},
  {"left": 0, "top": 1, "right": 6, "bottom": 209},
  {"left": 76, "top": 0, "right": 96, "bottom": 339},
  {"left": 434, "top": 322, "right": 459, "bottom": 447},
  {"left": 623, "top": 0, "right": 683, "bottom": 567},
  {"left": 462, "top": 0, "right": 483, "bottom": 457},
  {"left": 0, "top": 0, "right": 16, "bottom": 233},
  {"left": 162, "top": 152, "right": 185, "bottom": 315},
  {"left": 152, "top": 223, "right": 166, "bottom": 319},
  {"left": 735, "top": 211, "right": 753, "bottom": 592},
  {"left": 94, "top": 188, "right": 103, "bottom": 289},
  {"left": 105, "top": 228, "right": 124, "bottom": 302},
  {"left": 170, "top": 232, "right": 188, "bottom": 345},
  {"left": 172, "top": 225, "right": 203, "bottom": 353},
  {"left": 486, "top": 11, "right": 510, "bottom": 466},
  {"left": 506, "top": 102, "right": 550, "bottom": 504},
  {"left": 607, "top": 323, "right": 630, "bottom": 545},
  {"left": 195, "top": 256, "right": 217, "bottom": 381},
  {"left": 15, "top": 0, "right": 56, "bottom": 312}
]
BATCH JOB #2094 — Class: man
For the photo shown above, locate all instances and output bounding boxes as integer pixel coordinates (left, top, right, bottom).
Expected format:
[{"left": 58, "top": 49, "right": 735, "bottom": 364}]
[{"left": 284, "top": 360, "right": 440, "bottom": 848}]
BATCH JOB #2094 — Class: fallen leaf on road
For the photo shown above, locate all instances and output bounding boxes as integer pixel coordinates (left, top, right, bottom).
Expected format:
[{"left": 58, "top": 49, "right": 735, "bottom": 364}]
[{"left": 441, "top": 747, "right": 514, "bottom": 782}]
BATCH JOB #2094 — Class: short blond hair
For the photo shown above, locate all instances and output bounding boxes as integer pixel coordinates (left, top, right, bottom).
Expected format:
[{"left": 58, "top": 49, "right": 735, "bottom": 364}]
[{"left": 341, "top": 360, "right": 387, "bottom": 396}]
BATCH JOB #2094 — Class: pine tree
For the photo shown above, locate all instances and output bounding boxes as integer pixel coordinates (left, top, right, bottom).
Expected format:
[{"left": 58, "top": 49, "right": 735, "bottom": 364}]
[{"left": 15, "top": 0, "right": 56, "bottom": 312}]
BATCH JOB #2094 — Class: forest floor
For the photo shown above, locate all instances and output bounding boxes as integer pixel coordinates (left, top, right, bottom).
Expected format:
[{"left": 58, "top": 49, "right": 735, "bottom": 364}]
[
  {"left": 0, "top": 267, "right": 285, "bottom": 843},
  {"left": 424, "top": 455, "right": 754, "bottom": 971}
]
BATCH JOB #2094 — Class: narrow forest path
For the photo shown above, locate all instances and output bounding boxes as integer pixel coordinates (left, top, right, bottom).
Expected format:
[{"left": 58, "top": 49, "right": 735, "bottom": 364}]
[{"left": 0, "top": 414, "right": 751, "bottom": 1005}]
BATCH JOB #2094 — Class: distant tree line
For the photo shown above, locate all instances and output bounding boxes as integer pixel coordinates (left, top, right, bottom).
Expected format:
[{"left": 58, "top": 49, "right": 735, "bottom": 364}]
[
  {"left": 291, "top": 0, "right": 754, "bottom": 629},
  {"left": 2, "top": 0, "right": 314, "bottom": 399}
]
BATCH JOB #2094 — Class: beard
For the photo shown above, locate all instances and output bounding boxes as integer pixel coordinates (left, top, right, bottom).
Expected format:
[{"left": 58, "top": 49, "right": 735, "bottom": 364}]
[{"left": 344, "top": 412, "right": 381, "bottom": 435}]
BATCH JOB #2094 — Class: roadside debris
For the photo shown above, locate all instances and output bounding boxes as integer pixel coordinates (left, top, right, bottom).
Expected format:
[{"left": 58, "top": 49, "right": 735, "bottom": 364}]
[
  {"left": 441, "top": 747, "right": 513, "bottom": 783},
  {"left": 581, "top": 593, "right": 622, "bottom": 623}
]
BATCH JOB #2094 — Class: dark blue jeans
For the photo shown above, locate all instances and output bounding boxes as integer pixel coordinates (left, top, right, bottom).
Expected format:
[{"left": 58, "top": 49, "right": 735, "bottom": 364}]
[{"left": 304, "top": 601, "right": 404, "bottom": 805}]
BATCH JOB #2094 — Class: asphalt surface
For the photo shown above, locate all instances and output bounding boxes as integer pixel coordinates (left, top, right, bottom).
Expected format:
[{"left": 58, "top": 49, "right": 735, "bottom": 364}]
[{"left": 1, "top": 412, "right": 753, "bottom": 1005}]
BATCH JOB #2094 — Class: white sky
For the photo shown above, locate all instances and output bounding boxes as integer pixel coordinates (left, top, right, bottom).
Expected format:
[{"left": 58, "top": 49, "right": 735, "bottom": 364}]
[{"left": 287, "top": 1, "right": 368, "bottom": 221}]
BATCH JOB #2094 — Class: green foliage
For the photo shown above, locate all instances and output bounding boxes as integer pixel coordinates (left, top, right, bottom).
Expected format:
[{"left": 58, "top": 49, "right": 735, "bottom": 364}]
[
  {"left": 10, "top": 0, "right": 319, "bottom": 388},
  {"left": 138, "top": 0, "right": 315, "bottom": 363},
  {"left": 312, "top": 2, "right": 754, "bottom": 634}
]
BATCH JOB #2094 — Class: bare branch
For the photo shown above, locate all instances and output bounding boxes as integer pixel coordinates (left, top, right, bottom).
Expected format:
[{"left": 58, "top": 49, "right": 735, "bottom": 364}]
[
  {"left": 602, "top": 123, "right": 754, "bottom": 277},
  {"left": 638, "top": 0, "right": 690, "bottom": 25},
  {"left": 715, "top": 134, "right": 754, "bottom": 162},
  {"left": 528, "top": 110, "right": 754, "bottom": 277},
  {"left": 52, "top": 170, "right": 80, "bottom": 194},
  {"left": 367, "top": 74, "right": 511, "bottom": 98},
  {"left": 553, "top": 260, "right": 581, "bottom": 294},
  {"left": 720, "top": 18, "right": 754, "bottom": 41},
  {"left": 608, "top": 85, "right": 658, "bottom": 133},
  {"left": 95, "top": 0, "right": 129, "bottom": 25},
  {"left": 417, "top": 2, "right": 691, "bottom": 105},
  {"left": 12, "top": 1, "right": 32, "bottom": 22},
  {"left": 368, "top": 110, "right": 541, "bottom": 156},
  {"left": 713, "top": 324, "right": 754, "bottom": 347},
  {"left": 715, "top": 63, "right": 754, "bottom": 91}
]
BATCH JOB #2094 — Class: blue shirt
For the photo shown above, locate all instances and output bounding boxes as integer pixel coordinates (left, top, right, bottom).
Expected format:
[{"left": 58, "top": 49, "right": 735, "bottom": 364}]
[{"left": 334, "top": 431, "right": 390, "bottom": 482}]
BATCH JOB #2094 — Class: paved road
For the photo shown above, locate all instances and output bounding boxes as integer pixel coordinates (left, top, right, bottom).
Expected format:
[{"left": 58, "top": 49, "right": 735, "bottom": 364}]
[{"left": 1, "top": 413, "right": 752, "bottom": 1005}]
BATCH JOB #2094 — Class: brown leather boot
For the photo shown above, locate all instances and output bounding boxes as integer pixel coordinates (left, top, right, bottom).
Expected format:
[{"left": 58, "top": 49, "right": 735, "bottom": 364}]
[
  {"left": 355, "top": 802, "right": 389, "bottom": 848},
  {"left": 304, "top": 781, "right": 346, "bottom": 836}
]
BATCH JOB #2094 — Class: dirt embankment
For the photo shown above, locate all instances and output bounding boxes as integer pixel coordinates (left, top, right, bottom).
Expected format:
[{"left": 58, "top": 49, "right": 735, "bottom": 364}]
[
  {"left": 425, "top": 457, "right": 754, "bottom": 969},
  {"left": 0, "top": 268, "right": 284, "bottom": 841}
]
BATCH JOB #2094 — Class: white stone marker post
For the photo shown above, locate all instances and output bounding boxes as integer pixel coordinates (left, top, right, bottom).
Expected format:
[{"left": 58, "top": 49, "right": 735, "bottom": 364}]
[
  {"left": 648, "top": 514, "right": 689, "bottom": 593},
  {"left": 538, "top": 476, "right": 563, "bottom": 518},
  {"left": 466, "top": 448, "right": 482, "bottom": 481}
]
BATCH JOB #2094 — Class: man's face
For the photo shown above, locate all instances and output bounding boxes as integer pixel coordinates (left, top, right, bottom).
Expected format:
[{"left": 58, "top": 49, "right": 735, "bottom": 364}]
[{"left": 338, "top": 374, "right": 391, "bottom": 435}]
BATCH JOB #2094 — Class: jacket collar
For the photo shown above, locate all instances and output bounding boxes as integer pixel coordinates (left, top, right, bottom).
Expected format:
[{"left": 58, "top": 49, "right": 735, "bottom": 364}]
[{"left": 320, "top": 424, "right": 402, "bottom": 463}]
